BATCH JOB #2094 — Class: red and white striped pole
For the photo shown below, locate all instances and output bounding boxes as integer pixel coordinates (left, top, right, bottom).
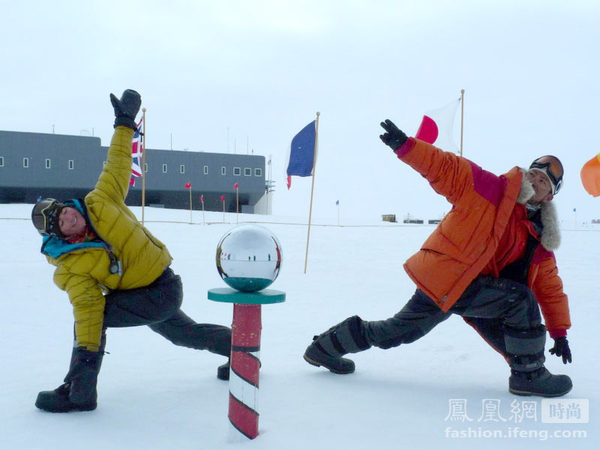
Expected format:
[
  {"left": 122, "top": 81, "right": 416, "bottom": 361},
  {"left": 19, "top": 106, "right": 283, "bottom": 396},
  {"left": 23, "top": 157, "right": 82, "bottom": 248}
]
[
  {"left": 228, "top": 303, "right": 261, "bottom": 439},
  {"left": 207, "top": 288, "right": 285, "bottom": 440}
]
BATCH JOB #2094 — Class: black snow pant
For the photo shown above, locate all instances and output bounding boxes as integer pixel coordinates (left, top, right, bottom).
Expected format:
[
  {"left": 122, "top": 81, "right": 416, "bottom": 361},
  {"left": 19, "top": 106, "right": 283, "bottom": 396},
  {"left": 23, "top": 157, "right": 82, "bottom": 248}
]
[
  {"left": 364, "top": 275, "right": 542, "bottom": 350},
  {"left": 102, "top": 267, "right": 231, "bottom": 357},
  {"left": 60, "top": 267, "right": 230, "bottom": 406}
]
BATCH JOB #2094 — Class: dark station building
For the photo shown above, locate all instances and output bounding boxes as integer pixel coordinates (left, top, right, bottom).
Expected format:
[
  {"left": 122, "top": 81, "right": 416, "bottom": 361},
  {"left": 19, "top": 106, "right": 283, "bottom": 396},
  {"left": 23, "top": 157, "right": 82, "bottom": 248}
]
[{"left": 0, "top": 130, "right": 268, "bottom": 213}]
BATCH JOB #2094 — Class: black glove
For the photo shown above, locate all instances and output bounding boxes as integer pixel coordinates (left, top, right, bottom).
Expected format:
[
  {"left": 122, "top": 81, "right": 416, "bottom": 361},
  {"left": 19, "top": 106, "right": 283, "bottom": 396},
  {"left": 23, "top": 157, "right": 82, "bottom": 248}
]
[
  {"left": 110, "top": 89, "right": 141, "bottom": 129},
  {"left": 379, "top": 119, "right": 407, "bottom": 151},
  {"left": 549, "top": 337, "right": 572, "bottom": 364}
]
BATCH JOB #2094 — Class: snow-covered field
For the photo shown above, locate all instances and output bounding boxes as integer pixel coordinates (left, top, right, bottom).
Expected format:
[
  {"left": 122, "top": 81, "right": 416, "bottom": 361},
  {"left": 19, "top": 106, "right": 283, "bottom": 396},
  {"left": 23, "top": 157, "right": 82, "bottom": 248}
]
[{"left": 1, "top": 204, "right": 596, "bottom": 450}]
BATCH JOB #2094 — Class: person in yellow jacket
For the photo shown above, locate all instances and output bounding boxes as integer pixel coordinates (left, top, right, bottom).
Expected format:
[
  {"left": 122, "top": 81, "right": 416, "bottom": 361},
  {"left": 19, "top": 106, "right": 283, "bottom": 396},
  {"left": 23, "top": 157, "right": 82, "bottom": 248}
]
[
  {"left": 31, "top": 90, "right": 231, "bottom": 413},
  {"left": 304, "top": 119, "right": 572, "bottom": 398}
]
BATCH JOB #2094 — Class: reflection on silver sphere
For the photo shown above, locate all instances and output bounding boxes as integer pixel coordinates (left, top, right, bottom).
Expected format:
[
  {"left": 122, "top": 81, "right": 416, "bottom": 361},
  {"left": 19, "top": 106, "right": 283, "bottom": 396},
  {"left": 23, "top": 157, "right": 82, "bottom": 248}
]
[{"left": 216, "top": 224, "right": 282, "bottom": 292}]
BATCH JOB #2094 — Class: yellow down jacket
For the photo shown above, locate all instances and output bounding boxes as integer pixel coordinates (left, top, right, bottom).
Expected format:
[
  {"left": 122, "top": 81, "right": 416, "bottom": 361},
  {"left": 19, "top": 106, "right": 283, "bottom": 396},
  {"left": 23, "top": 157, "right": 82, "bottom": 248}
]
[{"left": 43, "top": 126, "right": 172, "bottom": 351}]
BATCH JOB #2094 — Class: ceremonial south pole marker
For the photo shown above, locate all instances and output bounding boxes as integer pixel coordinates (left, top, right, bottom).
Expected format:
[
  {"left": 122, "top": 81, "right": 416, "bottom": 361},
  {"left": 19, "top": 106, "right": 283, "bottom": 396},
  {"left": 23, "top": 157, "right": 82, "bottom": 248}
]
[
  {"left": 209, "top": 225, "right": 285, "bottom": 440},
  {"left": 208, "top": 288, "right": 284, "bottom": 439}
]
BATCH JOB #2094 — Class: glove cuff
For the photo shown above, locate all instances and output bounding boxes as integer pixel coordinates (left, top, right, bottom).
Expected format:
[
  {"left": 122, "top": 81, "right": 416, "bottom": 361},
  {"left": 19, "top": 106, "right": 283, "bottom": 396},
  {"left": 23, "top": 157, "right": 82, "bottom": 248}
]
[
  {"left": 548, "top": 328, "right": 567, "bottom": 339},
  {"left": 393, "top": 137, "right": 416, "bottom": 158},
  {"left": 114, "top": 116, "right": 137, "bottom": 130}
]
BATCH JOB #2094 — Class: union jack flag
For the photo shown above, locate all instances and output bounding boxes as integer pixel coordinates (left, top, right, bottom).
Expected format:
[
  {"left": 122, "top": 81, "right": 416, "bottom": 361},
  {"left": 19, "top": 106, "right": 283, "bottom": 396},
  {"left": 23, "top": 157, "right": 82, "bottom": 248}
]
[{"left": 130, "top": 118, "right": 144, "bottom": 186}]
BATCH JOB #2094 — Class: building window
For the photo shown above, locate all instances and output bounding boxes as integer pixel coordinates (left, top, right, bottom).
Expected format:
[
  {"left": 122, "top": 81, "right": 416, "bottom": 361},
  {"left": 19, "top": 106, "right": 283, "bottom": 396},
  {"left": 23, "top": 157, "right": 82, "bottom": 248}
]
[
  {"left": 203, "top": 165, "right": 209, "bottom": 175},
  {"left": 68, "top": 160, "right": 74, "bottom": 170},
  {"left": 162, "top": 164, "right": 168, "bottom": 173},
  {"left": 23, "top": 157, "right": 30, "bottom": 168},
  {"left": 0, "top": 156, "right": 4, "bottom": 167},
  {"left": 233, "top": 167, "right": 241, "bottom": 176},
  {"left": 244, "top": 167, "right": 252, "bottom": 176},
  {"left": 45, "top": 159, "right": 51, "bottom": 169},
  {"left": 254, "top": 168, "right": 263, "bottom": 177},
  {"left": 144, "top": 163, "right": 148, "bottom": 173},
  {"left": 180, "top": 164, "right": 185, "bottom": 174},
  {"left": 221, "top": 166, "right": 226, "bottom": 176}
]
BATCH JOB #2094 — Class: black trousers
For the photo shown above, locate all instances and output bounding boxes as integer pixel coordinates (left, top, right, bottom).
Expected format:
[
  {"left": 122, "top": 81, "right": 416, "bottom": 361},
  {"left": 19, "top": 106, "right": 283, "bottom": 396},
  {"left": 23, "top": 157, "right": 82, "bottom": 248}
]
[
  {"left": 102, "top": 268, "right": 231, "bottom": 357},
  {"left": 364, "top": 275, "right": 542, "bottom": 351}
]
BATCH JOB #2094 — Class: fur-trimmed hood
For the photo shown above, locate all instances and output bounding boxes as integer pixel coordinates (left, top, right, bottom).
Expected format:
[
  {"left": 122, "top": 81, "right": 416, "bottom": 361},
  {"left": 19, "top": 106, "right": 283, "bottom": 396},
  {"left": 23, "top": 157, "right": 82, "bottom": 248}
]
[{"left": 517, "top": 168, "right": 561, "bottom": 251}]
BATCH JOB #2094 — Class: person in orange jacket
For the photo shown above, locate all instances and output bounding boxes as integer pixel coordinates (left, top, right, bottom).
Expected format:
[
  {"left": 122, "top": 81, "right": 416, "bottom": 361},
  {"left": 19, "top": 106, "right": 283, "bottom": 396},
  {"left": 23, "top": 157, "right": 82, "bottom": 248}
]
[{"left": 304, "top": 119, "right": 572, "bottom": 398}]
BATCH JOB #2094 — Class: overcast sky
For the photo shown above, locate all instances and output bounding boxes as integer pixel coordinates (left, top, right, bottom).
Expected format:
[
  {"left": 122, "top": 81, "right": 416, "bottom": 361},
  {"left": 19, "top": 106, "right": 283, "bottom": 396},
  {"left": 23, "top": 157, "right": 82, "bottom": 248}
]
[{"left": 2, "top": 0, "right": 599, "bottom": 223}]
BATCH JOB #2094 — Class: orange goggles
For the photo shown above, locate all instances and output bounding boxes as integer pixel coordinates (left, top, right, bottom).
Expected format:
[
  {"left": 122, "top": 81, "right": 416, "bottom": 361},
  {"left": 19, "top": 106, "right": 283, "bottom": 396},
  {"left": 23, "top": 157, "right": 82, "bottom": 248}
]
[{"left": 529, "top": 155, "right": 563, "bottom": 195}]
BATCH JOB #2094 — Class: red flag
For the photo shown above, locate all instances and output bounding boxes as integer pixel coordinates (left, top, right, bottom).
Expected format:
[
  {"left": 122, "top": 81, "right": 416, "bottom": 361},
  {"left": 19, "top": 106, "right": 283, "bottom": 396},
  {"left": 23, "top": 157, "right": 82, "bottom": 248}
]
[
  {"left": 200, "top": 194, "right": 204, "bottom": 202},
  {"left": 220, "top": 195, "right": 225, "bottom": 202},
  {"left": 234, "top": 183, "right": 239, "bottom": 190},
  {"left": 184, "top": 182, "right": 191, "bottom": 189}
]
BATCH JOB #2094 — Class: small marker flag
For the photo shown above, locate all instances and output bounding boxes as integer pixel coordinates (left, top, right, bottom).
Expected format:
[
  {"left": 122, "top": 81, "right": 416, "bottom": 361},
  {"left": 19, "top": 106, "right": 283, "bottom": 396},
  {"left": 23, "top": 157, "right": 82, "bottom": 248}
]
[
  {"left": 184, "top": 182, "right": 192, "bottom": 189},
  {"left": 286, "top": 120, "right": 316, "bottom": 189}
]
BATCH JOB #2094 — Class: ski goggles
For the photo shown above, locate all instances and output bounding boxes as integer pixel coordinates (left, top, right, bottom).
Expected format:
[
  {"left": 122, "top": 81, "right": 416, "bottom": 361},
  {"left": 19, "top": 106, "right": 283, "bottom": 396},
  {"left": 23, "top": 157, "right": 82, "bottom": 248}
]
[
  {"left": 529, "top": 155, "right": 563, "bottom": 195},
  {"left": 31, "top": 198, "right": 65, "bottom": 237}
]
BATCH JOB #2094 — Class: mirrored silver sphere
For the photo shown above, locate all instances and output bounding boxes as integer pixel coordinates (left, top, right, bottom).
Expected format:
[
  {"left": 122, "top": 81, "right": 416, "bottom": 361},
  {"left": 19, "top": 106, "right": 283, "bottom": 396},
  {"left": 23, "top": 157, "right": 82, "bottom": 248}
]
[{"left": 216, "top": 224, "right": 282, "bottom": 292}]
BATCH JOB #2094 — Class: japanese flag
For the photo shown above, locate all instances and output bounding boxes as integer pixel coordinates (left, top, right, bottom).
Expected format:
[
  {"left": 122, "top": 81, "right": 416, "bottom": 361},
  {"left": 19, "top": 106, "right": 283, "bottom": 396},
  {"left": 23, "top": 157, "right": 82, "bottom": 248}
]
[{"left": 415, "top": 97, "right": 461, "bottom": 154}]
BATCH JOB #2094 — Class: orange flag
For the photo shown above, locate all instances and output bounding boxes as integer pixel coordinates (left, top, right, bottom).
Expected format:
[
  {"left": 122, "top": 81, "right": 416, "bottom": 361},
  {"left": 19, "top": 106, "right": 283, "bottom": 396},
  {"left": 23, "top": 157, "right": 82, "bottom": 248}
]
[{"left": 581, "top": 154, "right": 600, "bottom": 197}]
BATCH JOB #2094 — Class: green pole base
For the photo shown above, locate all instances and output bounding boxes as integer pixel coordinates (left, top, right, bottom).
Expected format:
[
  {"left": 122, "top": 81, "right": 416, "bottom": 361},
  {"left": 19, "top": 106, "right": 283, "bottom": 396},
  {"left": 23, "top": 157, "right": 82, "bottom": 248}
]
[{"left": 208, "top": 288, "right": 286, "bottom": 305}]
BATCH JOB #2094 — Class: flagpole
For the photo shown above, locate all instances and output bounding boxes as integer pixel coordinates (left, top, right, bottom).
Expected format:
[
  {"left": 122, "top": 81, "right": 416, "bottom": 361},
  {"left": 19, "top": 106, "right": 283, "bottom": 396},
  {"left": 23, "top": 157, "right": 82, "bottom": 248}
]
[
  {"left": 304, "top": 112, "right": 320, "bottom": 274},
  {"left": 189, "top": 187, "right": 193, "bottom": 224},
  {"left": 459, "top": 89, "right": 465, "bottom": 157},
  {"left": 141, "top": 108, "right": 147, "bottom": 225},
  {"left": 267, "top": 155, "right": 272, "bottom": 215}
]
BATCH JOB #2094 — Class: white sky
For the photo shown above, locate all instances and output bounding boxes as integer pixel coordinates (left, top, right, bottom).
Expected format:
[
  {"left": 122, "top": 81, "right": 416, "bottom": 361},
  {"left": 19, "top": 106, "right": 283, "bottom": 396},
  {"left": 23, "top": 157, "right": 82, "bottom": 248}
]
[{"left": 1, "top": 0, "right": 599, "bottom": 222}]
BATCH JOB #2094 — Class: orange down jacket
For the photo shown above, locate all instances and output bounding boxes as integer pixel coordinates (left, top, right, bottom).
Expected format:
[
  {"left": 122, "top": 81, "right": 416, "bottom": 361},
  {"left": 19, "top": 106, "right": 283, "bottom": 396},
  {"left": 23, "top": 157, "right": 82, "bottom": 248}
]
[{"left": 395, "top": 138, "right": 570, "bottom": 337}]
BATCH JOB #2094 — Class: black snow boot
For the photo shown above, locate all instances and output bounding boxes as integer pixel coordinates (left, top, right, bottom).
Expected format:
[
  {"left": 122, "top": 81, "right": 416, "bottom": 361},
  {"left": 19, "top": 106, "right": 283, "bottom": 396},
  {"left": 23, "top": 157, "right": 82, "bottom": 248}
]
[
  {"left": 217, "top": 360, "right": 230, "bottom": 380},
  {"left": 505, "top": 325, "right": 572, "bottom": 397},
  {"left": 36, "top": 347, "right": 104, "bottom": 412},
  {"left": 304, "top": 316, "right": 371, "bottom": 374},
  {"left": 35, "top": 381, "right": 97, "bottom": 412}
]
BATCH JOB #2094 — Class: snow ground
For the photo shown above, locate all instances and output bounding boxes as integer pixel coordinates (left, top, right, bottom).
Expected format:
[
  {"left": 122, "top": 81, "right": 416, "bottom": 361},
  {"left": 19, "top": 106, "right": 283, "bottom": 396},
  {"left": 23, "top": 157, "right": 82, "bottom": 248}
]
[{"left": 1, "top": 204, "right": 596, "bottom": 450}]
